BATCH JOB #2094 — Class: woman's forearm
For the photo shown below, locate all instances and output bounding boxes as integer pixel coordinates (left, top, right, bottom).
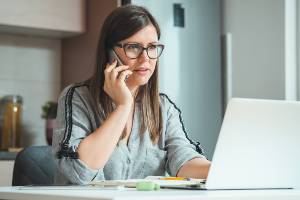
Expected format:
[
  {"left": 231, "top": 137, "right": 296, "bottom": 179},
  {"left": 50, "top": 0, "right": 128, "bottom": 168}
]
[
  {"left": 77, "top": 104, "right": 131, "bottom": 170},
  {"left": 177, "top": 158, "right": 211, "bottom": 179}
]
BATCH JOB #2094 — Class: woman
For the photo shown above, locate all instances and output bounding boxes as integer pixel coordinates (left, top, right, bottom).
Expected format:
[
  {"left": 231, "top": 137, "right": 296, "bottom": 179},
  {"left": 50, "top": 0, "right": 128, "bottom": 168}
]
[{"left": 52, "top": 5, "right": 210, "bottom": 185}]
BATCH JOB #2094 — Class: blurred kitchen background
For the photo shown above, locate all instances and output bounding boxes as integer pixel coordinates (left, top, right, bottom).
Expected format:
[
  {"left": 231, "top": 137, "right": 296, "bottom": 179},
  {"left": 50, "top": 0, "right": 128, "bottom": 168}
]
[{"left": 0, "top": 0, "right": 299, "bottom": 185}]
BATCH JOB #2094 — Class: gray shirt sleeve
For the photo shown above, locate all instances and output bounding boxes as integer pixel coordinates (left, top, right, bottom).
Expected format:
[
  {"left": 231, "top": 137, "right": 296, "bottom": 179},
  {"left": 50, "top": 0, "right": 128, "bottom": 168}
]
[
  {"left": 52, "top": 85, "right": 105, "bottom": 184},
  {"left": 162, "top": 95, "right": 206, "bottom": 176}
]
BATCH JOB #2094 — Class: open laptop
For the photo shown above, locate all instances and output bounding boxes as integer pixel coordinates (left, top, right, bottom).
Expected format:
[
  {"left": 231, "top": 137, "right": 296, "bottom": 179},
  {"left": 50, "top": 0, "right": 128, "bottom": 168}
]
[{"left": 192, "top": 98, "right": 300, "bottom": 190}]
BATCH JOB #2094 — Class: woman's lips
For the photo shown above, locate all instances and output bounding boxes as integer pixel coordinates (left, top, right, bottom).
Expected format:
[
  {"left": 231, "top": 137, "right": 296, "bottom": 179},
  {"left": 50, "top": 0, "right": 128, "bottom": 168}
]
[{"left": 134, "top": 68, "right": 149, "bottom": 76}]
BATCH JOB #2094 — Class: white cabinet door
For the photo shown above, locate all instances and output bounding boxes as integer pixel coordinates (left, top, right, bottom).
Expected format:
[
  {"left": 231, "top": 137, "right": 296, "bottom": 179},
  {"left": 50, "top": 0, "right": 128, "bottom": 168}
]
[
  {"left": 0, "top": 0, "right": 85, "bottom": 38},
  {"left": 222, "top": 0, "right": 286, "bottom": 100},
  {"left": 0, "top": 160, "right": 14, "bottom": 186}
]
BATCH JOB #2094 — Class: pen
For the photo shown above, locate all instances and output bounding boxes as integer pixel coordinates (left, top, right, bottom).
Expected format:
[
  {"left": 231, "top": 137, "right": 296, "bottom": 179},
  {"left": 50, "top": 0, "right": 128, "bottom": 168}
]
[{"left": 159, "top": 177, "right": 191, "bottom": 181}]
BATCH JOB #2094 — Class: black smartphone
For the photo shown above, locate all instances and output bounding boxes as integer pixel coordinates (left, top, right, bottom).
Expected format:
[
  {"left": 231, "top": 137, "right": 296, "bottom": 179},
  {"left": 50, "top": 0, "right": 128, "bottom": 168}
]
[
  {"left": 109, "top": 49, "right": 124, "bottom": 66},
  {"left": 108, "top": 49, "right": 129, "bottom": 80}
]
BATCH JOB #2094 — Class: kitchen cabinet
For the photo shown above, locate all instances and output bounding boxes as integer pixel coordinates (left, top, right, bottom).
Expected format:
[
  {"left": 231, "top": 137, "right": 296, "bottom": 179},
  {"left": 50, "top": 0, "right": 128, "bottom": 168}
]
[
  {"left": 0, "top": 0, "right": 85, "bottom": 38},
  {"left": 222, "top": 0, "right": 289, "bottom": 101},
  {"left": 0, "top": 151, "right": 17, "bottom": 186},
  {"left": 0, "top": 160, "right": 14, "bottom": 186}
]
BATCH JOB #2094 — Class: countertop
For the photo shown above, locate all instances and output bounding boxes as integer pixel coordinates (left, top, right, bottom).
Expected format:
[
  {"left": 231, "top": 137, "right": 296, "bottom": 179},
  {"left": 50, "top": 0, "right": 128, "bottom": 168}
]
[{"left": 0, "top": 151, "right": 18, "bottom": 160}]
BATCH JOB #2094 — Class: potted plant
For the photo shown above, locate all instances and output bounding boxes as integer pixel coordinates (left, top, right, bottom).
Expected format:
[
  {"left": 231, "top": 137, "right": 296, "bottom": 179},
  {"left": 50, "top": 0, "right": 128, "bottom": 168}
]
[{"left": 41, "top": 101, "right": 58, "bottom": 145}]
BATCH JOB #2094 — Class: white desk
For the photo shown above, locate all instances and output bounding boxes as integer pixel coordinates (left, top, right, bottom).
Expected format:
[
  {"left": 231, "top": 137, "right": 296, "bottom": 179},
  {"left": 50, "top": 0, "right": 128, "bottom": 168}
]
[{"left": 0, "top": 186, "right": 300, "bottom": 200}]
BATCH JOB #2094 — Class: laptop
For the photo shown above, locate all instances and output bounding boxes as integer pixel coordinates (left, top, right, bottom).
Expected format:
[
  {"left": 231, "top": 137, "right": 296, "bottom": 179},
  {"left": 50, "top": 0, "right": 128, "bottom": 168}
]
[{"left": 190, "top": 98, "right": 300, "bottom": 190}]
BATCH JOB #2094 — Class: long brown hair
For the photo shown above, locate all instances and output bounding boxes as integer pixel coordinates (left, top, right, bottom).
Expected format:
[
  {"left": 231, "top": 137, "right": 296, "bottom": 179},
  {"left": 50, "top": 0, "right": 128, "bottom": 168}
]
[{"left": 86, "top": 5, "right": 162, "bottom": 143}]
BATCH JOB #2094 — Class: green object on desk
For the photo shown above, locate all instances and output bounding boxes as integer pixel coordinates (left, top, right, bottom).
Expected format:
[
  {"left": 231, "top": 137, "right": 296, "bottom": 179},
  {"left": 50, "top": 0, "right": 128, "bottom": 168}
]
[{"left": 136, "top": 182, "right": 160, "bottom": 191}]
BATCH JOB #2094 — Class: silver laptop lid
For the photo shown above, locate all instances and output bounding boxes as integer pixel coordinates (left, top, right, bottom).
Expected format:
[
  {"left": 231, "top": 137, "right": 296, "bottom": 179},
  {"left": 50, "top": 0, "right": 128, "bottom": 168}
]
[{"left": 205, "top": 98, "right": 300, "bottom": 189}]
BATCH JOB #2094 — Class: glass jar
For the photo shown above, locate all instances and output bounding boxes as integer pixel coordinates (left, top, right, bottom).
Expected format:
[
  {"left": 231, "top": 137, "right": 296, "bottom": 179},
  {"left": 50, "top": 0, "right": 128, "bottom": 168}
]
[{"left": 0, "top": 95, "right": 23, "bottom": 149}]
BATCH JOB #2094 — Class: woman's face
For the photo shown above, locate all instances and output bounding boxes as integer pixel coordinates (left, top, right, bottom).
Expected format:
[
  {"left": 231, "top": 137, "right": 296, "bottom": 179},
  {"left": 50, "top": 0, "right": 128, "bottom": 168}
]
[{"left": 113, "top": 24, "right": 159, "bottom": 88}]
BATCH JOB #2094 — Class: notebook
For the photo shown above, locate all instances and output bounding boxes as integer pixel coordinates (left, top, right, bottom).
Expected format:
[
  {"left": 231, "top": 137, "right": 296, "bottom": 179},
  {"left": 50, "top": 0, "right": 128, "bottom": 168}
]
[{"left": 195, "top": 98, "right": 300, "bottom": 190}]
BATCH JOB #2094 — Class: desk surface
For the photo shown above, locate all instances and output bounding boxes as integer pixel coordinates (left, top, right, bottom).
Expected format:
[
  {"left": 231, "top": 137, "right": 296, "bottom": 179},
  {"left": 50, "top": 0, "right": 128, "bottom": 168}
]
[{"left": 0, "top": 186, "right": 300, "bottom": 200}]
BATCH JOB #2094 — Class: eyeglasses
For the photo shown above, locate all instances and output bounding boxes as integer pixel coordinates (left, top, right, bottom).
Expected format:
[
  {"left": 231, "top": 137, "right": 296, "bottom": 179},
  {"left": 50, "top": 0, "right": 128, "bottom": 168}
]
[{"left": 115, "top": 43, "right": 164, "bottom": 59}]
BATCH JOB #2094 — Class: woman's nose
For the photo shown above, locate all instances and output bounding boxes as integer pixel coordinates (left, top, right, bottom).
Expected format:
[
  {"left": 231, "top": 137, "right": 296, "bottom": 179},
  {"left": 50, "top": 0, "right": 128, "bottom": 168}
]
[{"left": 139, "top": 50, "right": 150, "bottom": 61}]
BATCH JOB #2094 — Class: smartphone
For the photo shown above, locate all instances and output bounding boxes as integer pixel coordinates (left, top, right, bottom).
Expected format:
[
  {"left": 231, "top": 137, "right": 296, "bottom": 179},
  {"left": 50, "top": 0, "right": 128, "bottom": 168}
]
[
  {"left": 108, "top": 49, "right": 129, "bottom": 80},
  {"left": 109, "top": 49, "right": 124, "bottom": 66}
]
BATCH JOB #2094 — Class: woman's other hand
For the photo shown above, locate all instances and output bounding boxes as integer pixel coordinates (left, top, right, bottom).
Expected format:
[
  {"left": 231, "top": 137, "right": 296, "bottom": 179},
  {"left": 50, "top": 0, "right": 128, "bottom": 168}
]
[{"left": 103, "top": 60, "right": 133, "bottom": 106}]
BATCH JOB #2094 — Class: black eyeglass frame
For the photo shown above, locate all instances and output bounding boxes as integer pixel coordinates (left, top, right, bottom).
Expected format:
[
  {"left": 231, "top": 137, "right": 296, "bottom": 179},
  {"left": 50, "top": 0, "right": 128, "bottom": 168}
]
[{"left": 115, "top": 43, "right": 165, "bottom": 59}]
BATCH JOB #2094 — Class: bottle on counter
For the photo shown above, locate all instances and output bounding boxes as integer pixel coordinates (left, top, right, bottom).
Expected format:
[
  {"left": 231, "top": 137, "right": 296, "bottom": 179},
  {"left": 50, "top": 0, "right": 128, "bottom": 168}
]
[{"left": 0, "top": 95, "right": 23, "bottom": 150}]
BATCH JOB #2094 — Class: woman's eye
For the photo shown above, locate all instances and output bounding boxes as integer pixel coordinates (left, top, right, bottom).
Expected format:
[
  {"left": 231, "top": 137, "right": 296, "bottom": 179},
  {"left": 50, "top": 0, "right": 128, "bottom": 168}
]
[
  {"left": 148, "top": 45, "right": 157, "bottom": 50},
  {"left": 127, "top": 44, "right": 140, "bottom": 51}
]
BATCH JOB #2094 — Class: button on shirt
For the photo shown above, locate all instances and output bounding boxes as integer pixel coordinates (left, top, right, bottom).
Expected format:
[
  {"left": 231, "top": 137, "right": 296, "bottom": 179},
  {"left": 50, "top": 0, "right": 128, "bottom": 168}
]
[{"left": 52, "top": 84, "right": 206, "bottom": 185}]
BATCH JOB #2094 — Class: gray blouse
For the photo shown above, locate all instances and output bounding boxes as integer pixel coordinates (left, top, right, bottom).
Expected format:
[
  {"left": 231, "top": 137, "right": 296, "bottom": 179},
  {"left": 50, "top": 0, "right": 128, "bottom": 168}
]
[{"left": 52, "top": 83, "right": 205, "bottom": 185}]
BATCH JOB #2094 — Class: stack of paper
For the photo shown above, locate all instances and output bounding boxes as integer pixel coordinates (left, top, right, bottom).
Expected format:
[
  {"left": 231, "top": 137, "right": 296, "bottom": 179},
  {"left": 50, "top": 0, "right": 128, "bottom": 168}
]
[{"left": 89, "top": 176, "right": 205, "bottom": 188}]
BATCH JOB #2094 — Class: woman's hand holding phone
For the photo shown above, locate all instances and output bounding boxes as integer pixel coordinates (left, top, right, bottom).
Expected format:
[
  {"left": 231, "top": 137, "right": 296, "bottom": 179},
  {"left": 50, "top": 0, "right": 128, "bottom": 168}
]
[{"left": 103, "top": 60, "right": 133, "bottom": 107}]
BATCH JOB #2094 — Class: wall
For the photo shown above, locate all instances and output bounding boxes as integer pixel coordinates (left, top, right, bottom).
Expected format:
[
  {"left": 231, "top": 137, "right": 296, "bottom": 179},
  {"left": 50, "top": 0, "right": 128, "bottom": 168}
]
[
  {"left": 132, "top": 0, "right": 223, "bottom": 160},
  {"left": 0, "top": 34, "right": 61, "bottom": 145}
]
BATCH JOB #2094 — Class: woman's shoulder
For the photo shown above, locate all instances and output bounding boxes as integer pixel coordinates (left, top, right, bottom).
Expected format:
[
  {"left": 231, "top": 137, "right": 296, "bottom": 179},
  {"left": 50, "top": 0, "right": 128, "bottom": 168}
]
[
  {"left": 58, "top": 82, "right": 91, "bottom": 102},
  {"left": 159, "top": 93, "right": 177, "bottom": 112}
]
